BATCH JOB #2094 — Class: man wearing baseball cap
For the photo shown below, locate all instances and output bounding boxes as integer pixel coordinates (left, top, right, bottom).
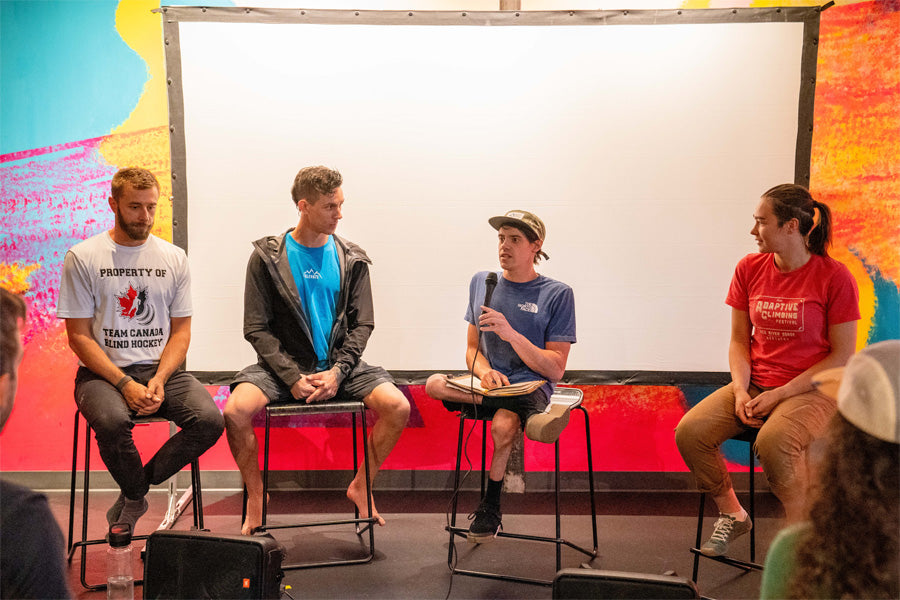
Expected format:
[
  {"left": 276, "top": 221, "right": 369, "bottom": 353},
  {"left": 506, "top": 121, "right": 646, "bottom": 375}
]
[
  {"left": 425, "top": 210, "right": 576, "bottom": 543},
  {"left": 760, "top": 339, "right": 899, "bottom": 599}
]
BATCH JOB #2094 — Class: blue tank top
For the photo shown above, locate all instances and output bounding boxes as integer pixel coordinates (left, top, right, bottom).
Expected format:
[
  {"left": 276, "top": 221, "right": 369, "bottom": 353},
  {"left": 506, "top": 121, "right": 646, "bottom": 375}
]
[{"left": 286, "top": 234, "right": 340, "bottom": 369}]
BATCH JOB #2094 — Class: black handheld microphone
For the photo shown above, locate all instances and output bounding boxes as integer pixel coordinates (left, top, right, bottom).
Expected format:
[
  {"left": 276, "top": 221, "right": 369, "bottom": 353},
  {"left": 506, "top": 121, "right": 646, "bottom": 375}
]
[{"left": 483, "top": 272, "right": 498, "bottom": 311}]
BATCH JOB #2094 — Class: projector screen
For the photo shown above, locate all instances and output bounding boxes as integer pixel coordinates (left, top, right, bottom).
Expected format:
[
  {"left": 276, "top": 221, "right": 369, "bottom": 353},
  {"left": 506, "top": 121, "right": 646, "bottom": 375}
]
[{"left": 161, "top": 7, "right": 820, "bottom": 381}]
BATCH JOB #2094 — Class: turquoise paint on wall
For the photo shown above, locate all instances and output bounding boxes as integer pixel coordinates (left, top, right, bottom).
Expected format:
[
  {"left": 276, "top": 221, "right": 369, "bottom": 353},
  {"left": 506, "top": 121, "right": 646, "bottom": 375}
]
[
  {"left": 0, "top": 0, "right": 146, "bottom": 154},
  {"left": 869, "top": 270, "right": 900, "bottom": 344}
]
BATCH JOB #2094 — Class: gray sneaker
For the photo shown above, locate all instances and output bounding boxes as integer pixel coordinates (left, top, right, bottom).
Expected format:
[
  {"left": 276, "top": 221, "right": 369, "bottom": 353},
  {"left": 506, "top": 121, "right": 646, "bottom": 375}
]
[
  {"left": 700, "top": 513, "right": 752, "bottom": 557},
  {"left": 116, "top": 497, "right": 149, "bottom": 533},
  {"left": 106, "top": 492, "right": 126, "bottom": 527}
]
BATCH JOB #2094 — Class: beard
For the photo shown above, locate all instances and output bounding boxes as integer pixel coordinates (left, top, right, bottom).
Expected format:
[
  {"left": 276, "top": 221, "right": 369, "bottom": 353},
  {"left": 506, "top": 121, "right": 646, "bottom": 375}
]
[{"left": 117, "top": 208, "right": 153, "bottom": 241}]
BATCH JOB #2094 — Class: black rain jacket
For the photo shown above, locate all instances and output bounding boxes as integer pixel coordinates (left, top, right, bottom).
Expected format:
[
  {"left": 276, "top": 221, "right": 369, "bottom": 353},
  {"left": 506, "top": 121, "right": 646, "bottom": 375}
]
[{"left": 242, "top": 229, "right": 375, "bottom": 388}]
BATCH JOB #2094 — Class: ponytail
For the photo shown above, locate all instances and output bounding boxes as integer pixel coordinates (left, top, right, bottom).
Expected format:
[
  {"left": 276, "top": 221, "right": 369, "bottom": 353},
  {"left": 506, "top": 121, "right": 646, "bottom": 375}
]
[{"left": 808, "top": 200, "right": 832, "bottom": 256}]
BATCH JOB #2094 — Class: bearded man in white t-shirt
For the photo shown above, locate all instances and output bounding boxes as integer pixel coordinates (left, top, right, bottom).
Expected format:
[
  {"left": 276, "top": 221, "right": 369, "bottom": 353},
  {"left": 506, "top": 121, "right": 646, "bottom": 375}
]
[{"left": 58, "top": 167, "right": 224, "bottom": 532}]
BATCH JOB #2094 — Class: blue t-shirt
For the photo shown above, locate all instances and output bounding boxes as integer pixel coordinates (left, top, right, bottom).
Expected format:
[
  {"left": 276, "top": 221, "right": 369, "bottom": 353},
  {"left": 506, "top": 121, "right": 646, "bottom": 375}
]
[
  {"left": 464, "top": 270, "right": 576, "bottom": 399},
  {"left": 286, "top": 234, "right": 340, "bottom": 369}
]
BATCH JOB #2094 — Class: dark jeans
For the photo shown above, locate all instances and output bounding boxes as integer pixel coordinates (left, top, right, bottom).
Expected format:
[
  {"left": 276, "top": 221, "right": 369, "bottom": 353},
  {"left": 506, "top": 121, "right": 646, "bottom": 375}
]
[{"left": 74, "top": 365, "right": 224, "bottom": 500}]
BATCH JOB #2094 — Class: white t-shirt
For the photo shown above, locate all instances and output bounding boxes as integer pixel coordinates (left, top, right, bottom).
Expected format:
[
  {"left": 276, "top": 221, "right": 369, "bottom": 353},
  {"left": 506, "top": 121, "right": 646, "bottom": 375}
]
[{"left": 57, "top": 232, "right": 192, "bottom": 366}]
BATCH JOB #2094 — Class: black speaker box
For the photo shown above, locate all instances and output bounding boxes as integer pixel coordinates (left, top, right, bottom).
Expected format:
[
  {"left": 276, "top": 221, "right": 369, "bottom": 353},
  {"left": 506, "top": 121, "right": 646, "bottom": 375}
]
[
  {"left": 553, "top": 568, "right": 700, "bottom": 599},
  {"left": 144, "top": 530, "right": 285, "bottom": 599}
]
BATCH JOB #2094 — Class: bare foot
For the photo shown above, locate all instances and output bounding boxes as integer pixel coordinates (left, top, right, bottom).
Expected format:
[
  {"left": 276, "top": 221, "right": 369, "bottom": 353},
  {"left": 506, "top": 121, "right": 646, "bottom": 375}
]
[
  {"left": 347, "top": 482, "right": 385, "bottom": 526},
  {"left": 241, "top": 492, "right": 269, "bottom": 535}
]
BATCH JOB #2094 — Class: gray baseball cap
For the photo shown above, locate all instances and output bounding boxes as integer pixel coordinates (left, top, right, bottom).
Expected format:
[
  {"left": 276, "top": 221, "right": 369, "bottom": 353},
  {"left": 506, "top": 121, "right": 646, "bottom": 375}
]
[
  {"left": 488, "top": 210, "right": 546, "bottom": 242},
  {"left": 813, "top": 340, "right": 900, "bottom": 444}
]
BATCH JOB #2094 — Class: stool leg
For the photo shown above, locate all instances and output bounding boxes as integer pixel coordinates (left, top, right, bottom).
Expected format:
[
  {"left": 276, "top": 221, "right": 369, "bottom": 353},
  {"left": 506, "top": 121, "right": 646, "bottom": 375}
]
[
  {"left": 261, "top": 409, "right": 271, "bottom": 529},
  {"left": 480, "top": 419, "right": 487, "bottom": 496},
  {"left": 692, "top": 493, "right": 705, "bottom": 582},
  {"left": 449, "top": 414, "right": 465, "bottom": 525},
  {"left": 241, "top": 486, "right": 248, "bottom": 524},
  {"left": 579, "top": 406, "right": 598, "bottom": 554},
  {"left": 447, "top": 415, "right": 466, "bottom": 568},
  {"left": 80, "top": 421, "right": 92, "bottom": 589},
  {"left": 352, "top": 411, "right": 360, "bottom": 520},
  {"left": 359, "top": 408, "right": 375, "bottom": 553},
  {"left": 68, "top": 410, "right": 80, "bottom": 557},
  {"left": 749, "top": 443, "right": 756, "bottom": 562},
  {"left": 555, "top": 438, "right": 562, "bottom": 571},
  {"left": 190, "top": 459, "right": 204, "bottom": 530}
]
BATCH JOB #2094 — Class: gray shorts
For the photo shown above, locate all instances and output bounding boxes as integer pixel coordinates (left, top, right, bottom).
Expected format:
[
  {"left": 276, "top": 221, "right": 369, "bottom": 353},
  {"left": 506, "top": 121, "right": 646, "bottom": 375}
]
[
  {"left": 231, "top": 360, "right": 393, "bottom": 404},
  {"left": 445, "top": 387, "right": 549, "bottom": 428}
]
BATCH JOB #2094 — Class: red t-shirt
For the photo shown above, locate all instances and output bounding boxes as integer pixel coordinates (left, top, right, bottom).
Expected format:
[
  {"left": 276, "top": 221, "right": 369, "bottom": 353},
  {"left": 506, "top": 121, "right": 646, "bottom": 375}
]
[{"left": 726, "top": 253, "right": 860, "bottom": 388}]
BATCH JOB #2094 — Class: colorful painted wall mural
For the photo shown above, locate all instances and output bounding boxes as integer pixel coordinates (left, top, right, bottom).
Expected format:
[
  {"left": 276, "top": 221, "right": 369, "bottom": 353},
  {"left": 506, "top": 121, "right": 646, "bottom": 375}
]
[{"left": 1, "top": 0, "right": 897, "bottom": 477}]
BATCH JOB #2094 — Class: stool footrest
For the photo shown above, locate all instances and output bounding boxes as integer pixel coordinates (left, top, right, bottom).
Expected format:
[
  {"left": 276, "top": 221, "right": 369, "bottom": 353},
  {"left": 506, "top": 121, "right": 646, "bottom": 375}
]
[
  {"left": 259, "top": 516, "right": 378, "bottom": 531},
  {"left": 283, "top": 555, "right": 375, "bottom": 571},
  {"left": 689, "top": 547, "right": 763, "bottom": 572},
  {"left": 447, "top": 525, "right": 598, "bottom": 559},
  {"left": 262, "top": 517, "right": 377, "bottom": 571},
  {"left": 68, "top": 533, "right": 152, "bottom": 559},
  {"left": 451, "top": 567, "right": 554, "bottom": 587},
  {"left": 68, "top": 578, "right": 145, "bottom": 593}
]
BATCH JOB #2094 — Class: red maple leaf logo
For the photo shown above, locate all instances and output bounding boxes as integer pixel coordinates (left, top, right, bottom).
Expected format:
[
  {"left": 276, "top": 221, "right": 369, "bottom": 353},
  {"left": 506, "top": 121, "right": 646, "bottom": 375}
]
[{"left": 117, "top": 285, "right": 138, "bottom": 319}]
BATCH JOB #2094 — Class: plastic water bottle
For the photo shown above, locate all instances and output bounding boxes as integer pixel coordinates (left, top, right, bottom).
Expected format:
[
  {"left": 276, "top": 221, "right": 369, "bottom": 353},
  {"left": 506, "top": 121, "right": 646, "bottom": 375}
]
[{"left": 107, "top": 523, "right": 134, "bottom": 600}]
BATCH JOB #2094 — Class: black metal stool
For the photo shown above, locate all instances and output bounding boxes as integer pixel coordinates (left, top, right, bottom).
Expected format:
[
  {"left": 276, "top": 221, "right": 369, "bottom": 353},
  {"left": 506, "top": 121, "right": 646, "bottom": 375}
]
[
  {"left": 690, "top": 428, "right": 763, "bottom": 583},
  {"left": 67, "top": 409, "right": 204, "bottom": 591},
  {"left": 245, "top": 399, "right": 375, "bottom": 570},
  {"left": 446, "top": 387, "right": 598, "bottom": 586}
]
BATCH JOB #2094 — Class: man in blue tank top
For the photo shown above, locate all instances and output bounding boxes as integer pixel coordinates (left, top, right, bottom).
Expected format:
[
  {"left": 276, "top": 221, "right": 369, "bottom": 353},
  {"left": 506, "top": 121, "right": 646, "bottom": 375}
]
[
  {"left": 425, "top": 210, "right": 576, "bottom": 543},
  {"left": 224, "top": 166, "right": 410, "bottom": 535}
]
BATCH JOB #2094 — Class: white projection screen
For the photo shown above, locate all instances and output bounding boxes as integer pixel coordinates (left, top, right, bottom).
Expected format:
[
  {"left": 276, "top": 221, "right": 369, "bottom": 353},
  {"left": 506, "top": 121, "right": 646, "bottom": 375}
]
[{"left": 161, "top": 7, "right": 821, "bottom": 383}]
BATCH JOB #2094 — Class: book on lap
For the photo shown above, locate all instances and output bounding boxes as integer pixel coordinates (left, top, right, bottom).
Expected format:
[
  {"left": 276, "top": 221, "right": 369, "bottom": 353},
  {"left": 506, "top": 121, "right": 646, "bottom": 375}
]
[{"left": 445, "top": 374, "right": 545, "bottom": 397}]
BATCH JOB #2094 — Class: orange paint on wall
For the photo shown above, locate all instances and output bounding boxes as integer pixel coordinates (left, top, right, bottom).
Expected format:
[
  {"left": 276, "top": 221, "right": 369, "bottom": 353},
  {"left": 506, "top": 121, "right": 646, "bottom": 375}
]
[{"left": 811, "top": 1, "right": 900, "bottom": 285}]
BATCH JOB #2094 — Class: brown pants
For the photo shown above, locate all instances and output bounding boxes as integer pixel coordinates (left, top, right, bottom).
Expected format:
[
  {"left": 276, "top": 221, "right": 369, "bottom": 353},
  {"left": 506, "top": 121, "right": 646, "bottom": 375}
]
[{"left": 674, "top": 382, "right": 835, "bottom": 517}]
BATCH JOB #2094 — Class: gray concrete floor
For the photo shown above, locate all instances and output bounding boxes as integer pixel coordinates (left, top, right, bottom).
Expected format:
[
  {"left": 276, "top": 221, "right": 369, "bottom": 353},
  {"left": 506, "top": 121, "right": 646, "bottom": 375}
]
[{"left": 51, "top": 488, "right": 781, "bottom": 599}]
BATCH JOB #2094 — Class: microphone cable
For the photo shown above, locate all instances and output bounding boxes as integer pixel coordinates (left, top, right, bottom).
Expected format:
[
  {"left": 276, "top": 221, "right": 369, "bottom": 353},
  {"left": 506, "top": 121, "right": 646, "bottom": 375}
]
[{"left": 445, "top": 272, "right": 495, "bottom": 598}]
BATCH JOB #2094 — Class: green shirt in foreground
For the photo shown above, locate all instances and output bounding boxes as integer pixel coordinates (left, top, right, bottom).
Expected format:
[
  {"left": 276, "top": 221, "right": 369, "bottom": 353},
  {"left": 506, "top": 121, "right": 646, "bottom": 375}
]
[{"left": 760, "top": 522, "right": 809, "bottom": 599}]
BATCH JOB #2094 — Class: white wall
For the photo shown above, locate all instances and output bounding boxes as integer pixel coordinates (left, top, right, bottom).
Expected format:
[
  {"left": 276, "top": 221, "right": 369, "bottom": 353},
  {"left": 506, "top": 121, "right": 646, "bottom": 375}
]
[{"left": 171, "top": 10, "right": 805, "bottom": 374}]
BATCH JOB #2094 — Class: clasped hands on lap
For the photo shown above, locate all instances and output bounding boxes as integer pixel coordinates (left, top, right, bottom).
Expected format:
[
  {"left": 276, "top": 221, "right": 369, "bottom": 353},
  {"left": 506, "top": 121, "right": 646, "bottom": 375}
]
[
  {"left": 291, "top": 366, "right": 341, "bottom": 403},
  {"left": 121, "top": 378, "right": 164, "bottom": 416},
  {"left": 735, "top": 387, "right": 786, "bottom": 427}
]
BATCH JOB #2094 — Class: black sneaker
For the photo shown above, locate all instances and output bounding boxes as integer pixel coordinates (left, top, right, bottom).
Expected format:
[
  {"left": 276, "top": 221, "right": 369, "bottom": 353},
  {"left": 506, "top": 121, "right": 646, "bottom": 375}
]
[{"left": 467, "top": 501, "right": 502, "bottom": 543}]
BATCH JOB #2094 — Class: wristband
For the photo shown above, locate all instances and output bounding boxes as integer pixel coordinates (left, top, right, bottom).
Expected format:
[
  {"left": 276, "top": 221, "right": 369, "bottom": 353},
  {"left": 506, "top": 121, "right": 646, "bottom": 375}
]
[{"left": 115, "top": 375, "right": 134, "bottom": 392}]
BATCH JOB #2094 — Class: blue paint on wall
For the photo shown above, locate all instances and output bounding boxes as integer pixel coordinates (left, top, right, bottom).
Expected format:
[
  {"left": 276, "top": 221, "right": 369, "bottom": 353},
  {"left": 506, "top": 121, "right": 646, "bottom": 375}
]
[
  {"left": 0, "top": 0, "right": 145, "bottom": 154},
  {"left": 868, "top": 268, "right": 900, "bottom": 343}
]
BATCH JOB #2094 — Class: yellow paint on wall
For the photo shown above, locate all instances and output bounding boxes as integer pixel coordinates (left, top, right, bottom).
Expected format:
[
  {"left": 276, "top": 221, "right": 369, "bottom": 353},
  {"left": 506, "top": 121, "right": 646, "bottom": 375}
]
[
  {"left": 110, "top": 0, "right": 168, "bottom": 134},
  {"left": 101, "top": 127, "right": 174, "bottom": 240},
  {"left": 99, "top": 1, "right": 173, "bottom": 242},
  {"left": 831, "top": 246, "right": 875, "bottom": 351},
  {"left": 0, "top": 263, "right": 41, "bottom": 295}
]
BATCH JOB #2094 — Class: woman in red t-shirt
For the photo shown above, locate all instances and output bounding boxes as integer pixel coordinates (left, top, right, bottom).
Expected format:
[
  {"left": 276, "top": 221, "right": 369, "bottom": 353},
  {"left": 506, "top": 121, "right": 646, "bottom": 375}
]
[{"left": 675, "top": 184, "right": 860, "bottom": 558}]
